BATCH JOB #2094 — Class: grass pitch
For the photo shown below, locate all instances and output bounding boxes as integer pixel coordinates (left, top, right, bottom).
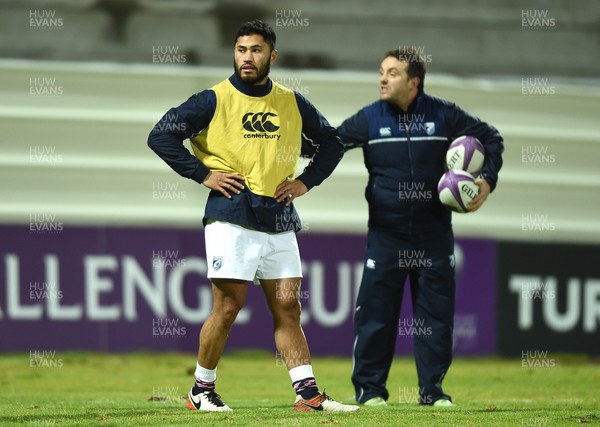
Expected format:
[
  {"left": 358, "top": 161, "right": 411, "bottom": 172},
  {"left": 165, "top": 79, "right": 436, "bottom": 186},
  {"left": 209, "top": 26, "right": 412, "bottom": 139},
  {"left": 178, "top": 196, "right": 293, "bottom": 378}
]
[{"left": 0, "top": 350, "right": 598, "bottom": 426}]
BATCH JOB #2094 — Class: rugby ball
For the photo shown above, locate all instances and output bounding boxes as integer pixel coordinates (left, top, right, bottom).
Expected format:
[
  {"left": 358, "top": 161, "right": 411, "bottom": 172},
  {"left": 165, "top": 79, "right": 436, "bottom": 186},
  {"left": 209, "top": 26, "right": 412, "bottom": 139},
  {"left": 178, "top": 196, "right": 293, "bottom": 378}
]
[
  {"left": 446, "top": 135, "right": 485, "bottom": 176},
  {"left": 438, "top": 170, "right": 479, "bottom": 213}
]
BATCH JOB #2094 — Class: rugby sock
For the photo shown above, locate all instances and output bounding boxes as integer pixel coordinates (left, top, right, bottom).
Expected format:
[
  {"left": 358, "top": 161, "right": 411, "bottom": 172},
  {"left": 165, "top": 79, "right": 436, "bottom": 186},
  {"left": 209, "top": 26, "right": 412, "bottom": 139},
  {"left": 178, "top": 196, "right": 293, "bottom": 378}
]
[
  {"left": 193, "top": 363, "right": 216, "bottom": 393},
  {"left": 289, "top": 365, "right": 319, "bottom": 400}
]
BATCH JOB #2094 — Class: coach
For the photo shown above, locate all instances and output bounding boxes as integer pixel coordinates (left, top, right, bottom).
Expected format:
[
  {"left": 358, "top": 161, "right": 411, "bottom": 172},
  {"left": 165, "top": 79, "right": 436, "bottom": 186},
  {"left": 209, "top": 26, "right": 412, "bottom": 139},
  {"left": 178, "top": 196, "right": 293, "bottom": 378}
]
[{"left": 337, "top": 48, "right": 504, "bottom": 407}]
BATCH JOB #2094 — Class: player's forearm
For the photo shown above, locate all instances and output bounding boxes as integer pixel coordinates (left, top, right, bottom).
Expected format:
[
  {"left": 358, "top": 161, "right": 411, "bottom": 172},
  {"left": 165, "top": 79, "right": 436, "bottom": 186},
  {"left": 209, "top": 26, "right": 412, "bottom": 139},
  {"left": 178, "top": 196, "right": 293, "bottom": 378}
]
[
  {"left": 338, "top": 111, "right": 369, "bottom": 152},
  {"left": 296, "top": 131, "right": 343, "bottom": 190},
  {"left": 147, "top": 131, "right": 210, "bottom": 184},
  {"left": 294, "top": 93, "right": 344, "bottom": 189}
]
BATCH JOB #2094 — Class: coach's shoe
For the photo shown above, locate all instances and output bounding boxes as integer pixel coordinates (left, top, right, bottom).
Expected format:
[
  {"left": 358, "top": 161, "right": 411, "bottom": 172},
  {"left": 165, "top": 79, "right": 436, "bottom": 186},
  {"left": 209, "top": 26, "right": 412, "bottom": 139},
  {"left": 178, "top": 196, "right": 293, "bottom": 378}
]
[
  {"left": 363, "top": 396, "right": 387, "bottom": 407},
  {"left": 294, "top": 392, "right": 360, "bottom": 412},
  {"left": 187, "top": 388, "right": 232, "bottom": 412},
  {"left": 433, "top": 398, "right": 455, "bottom": 407}
]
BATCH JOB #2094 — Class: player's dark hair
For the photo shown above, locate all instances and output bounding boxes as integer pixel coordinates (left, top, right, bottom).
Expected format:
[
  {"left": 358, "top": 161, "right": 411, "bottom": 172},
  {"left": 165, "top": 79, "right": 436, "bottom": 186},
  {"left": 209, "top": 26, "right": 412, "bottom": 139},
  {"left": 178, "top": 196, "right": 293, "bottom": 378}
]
[
  {"left": 384, "top": 48, "right": 426, "bottom": 92},
  {"left": 235, "top": 20, "right": 276, "bottom": 52}
]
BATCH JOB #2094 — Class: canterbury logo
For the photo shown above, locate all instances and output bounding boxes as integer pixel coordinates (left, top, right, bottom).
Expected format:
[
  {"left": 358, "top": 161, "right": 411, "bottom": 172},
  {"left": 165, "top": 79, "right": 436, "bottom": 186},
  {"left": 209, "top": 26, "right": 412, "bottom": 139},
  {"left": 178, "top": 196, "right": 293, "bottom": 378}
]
[{"left": 242, "top": 112, "right": 280, "bottom": 132}]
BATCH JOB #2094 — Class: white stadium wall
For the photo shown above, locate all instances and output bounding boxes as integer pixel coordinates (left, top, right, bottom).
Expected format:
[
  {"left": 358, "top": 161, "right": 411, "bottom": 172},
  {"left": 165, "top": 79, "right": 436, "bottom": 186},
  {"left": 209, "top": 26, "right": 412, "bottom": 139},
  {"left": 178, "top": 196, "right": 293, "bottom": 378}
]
[{"left": 1, "top": 60, "right": 599, "bottom": 244}]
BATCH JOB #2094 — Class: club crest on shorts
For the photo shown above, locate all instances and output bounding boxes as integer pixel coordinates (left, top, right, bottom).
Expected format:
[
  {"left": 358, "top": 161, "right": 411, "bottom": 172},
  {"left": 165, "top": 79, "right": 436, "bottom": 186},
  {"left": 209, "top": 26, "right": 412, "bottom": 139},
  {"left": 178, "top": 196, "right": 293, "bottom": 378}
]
[{"left": 212, "top": 256, "right": 223, "bottom": 271}]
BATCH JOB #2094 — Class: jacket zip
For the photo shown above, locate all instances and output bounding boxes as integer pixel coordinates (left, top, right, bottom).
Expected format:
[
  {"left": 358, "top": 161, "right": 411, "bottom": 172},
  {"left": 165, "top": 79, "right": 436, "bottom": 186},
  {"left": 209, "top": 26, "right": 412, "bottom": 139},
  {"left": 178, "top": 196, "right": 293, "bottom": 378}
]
[{"left": 402, "top": 112, "right": 414, "bottom": 235}]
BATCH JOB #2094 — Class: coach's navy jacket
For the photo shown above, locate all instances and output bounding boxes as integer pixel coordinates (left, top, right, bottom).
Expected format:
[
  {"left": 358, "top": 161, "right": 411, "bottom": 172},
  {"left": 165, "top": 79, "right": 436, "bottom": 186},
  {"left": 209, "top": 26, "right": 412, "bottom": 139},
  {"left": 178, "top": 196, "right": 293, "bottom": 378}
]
[{"left": 336, "top": 91, "right": 504, "bottom": 234}]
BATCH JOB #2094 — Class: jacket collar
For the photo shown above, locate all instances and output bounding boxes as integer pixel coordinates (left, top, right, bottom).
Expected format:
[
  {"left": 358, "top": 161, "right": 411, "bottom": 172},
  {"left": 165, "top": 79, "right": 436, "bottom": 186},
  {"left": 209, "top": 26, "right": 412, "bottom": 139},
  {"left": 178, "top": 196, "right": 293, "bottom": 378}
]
[
  {"left": 384, "top": 91, "right": 424, "bottom": 116},
  {"left": 228, "top": 72, "right": 272, "bottom": 97}
]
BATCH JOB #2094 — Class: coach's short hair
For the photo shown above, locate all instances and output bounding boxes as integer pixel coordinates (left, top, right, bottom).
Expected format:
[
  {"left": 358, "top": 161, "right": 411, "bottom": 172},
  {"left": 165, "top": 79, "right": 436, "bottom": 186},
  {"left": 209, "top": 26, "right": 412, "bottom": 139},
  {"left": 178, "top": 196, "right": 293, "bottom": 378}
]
[
  {"left": 235, "top": 20, "right": 276, "bottom": 52},
  {"left": 384, "top": 48, "right": 426, "bottom": 92}
]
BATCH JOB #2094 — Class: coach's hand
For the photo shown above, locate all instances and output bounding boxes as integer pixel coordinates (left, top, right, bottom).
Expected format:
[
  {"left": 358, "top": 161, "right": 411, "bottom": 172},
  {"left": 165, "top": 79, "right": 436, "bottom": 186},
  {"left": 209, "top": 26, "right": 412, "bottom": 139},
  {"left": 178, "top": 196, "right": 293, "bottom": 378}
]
[
  {"left": 275, "top": 179, "right": 308, "bottom": 206},
  {"left": 203, "top": 171, "right": 245, "bottom": 199},
  {"left": 468, "top": 178, "right": 491, "bottom": 212}
]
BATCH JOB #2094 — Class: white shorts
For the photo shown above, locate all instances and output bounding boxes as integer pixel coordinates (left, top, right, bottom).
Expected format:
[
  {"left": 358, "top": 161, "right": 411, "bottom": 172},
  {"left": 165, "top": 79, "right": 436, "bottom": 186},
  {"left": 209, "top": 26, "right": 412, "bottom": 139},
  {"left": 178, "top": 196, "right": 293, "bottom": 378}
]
[{"left": 205, "top": 220, "right": 303, "bottom": 281}]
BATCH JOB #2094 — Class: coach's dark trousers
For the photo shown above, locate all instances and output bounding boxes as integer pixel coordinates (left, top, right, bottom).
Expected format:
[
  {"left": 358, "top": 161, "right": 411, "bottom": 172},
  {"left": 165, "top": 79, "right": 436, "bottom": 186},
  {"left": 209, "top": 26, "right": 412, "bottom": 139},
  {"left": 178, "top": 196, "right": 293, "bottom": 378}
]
[{"left": 352, "top": 227, "right": 455, "bottom": 405}]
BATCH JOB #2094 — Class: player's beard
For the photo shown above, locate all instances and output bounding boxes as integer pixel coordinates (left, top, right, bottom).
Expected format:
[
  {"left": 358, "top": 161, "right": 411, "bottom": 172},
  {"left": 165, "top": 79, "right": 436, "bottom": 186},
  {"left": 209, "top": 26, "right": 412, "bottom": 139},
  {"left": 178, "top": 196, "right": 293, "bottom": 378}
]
[{"left": 234, "top": 60, "right": 271, "bottom": 85}]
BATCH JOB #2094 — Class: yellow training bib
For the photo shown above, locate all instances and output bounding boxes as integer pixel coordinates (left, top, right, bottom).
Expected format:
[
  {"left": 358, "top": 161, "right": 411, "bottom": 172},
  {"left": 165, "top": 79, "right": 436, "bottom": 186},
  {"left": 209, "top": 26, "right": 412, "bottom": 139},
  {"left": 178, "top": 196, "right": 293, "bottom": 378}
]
[{"left": 190, "top": 79, "right": 302, "bottom": 197}]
